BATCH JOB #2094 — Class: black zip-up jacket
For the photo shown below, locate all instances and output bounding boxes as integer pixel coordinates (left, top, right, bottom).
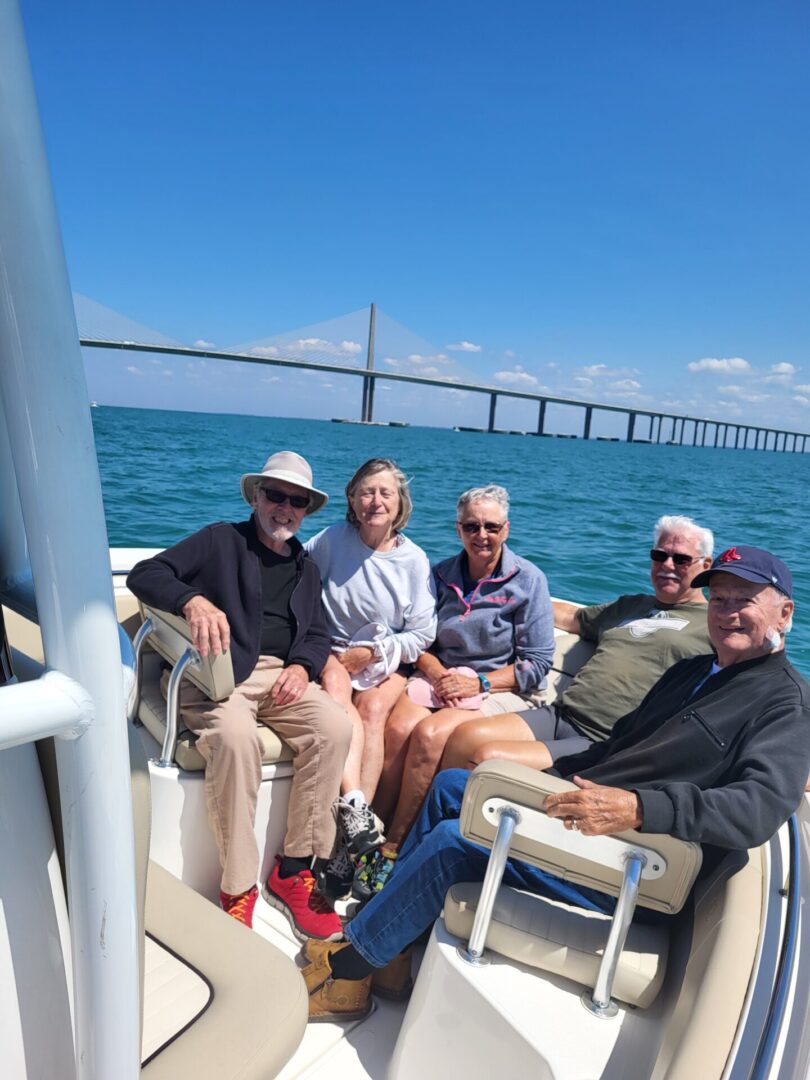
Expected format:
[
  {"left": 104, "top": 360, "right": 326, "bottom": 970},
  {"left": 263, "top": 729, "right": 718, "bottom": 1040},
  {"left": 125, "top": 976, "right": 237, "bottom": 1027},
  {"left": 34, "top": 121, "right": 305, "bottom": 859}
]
[
  {"left": 553, "top": 650, "right": 810, "bottom": 851},
  {"left": 127, "top": 518, "right": 330, "bottom": 685}
]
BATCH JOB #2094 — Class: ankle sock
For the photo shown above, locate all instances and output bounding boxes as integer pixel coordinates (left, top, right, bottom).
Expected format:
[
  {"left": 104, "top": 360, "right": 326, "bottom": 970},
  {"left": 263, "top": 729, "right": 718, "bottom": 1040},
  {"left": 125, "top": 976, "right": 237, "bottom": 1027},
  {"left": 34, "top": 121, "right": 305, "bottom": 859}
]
[
  {"left": 278, "top": 855, "right": 312, "bottom": 879},
  {"left": 342, "top": 790, "right": 367, "bottom": 808},
  {"left": 329, "top": 944, "right": 374, "bottom": 981}
]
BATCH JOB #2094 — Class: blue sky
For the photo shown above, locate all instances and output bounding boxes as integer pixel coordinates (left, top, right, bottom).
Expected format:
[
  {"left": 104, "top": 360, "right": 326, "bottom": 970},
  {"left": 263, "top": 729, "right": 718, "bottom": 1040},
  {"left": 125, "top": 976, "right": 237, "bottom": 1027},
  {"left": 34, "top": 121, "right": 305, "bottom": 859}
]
[{"left": 21, "top": 1, "right": 810, "bottom": 432}]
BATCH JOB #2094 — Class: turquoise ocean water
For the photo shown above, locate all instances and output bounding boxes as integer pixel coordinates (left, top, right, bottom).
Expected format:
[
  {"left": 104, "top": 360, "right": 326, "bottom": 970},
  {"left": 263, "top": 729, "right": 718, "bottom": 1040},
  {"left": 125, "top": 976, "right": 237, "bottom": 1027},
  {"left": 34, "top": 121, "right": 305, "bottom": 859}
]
[{"left": 93, "top": 405, "right": 810, "bottom": 675}]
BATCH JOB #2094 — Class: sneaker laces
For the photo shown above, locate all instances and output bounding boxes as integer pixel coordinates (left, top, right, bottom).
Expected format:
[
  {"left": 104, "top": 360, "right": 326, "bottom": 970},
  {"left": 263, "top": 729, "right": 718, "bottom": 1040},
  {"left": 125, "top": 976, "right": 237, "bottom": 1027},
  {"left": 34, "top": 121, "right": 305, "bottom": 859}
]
[
  {"left": 326, "top": 846, "right": 354, "bottom": 877},
  {"left": 224, "top": 887, "right": 255, "bottom": 924},
  {"left": 297, "top": 871, "right": 335, "bottom": 914},
  {"left": 339, "top": 800, "right": 376, "bottom": 840}
]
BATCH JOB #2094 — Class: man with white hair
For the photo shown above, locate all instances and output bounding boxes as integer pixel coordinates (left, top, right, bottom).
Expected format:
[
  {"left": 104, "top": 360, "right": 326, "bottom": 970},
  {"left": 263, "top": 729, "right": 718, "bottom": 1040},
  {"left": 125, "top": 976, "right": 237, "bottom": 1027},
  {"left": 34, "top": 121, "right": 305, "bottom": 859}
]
[
  {"left": 128, "top": 451, "right": 352, "bottom": 937},
  {"left": 444, "top": 514, "right": 714, "bottom": 771}
]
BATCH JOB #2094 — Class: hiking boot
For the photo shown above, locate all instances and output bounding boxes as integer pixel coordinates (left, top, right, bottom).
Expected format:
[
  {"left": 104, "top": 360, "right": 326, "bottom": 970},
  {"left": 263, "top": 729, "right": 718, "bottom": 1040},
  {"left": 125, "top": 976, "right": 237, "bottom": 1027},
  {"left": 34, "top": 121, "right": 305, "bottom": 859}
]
[
  {"left": 301, "top": 938, "right": 350, "bottom": 991},
  {"left": 308, "top": 974, "right": 372, "bottom": 1023},
  {"left": 219, "top": 884, "right": 259, "bottom": 929},
  {"left": 303, "top": 938, "right": 413, "bottom": 1001},
  {"left": 263, "top": 856, "right": 344, "bottom": 942},
  {"left": 352, "top": 846, "right": 398, "bottom": 904},
  {"left": 317, "top": 843, "right": 356, "bottom": 902},
  {"left": 372, "top": 947, "right": 414, "bottom": 1001},
  {"left": 338, "top": 798, "right": 385, "bottom": 857}
]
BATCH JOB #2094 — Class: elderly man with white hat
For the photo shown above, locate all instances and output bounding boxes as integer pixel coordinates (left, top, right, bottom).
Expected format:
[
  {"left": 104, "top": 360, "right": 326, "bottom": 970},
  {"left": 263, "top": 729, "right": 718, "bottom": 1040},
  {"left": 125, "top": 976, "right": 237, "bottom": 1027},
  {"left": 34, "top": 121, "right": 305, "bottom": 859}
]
[{"left": 128, "top": 451, "right": 352, "bottom": 938}]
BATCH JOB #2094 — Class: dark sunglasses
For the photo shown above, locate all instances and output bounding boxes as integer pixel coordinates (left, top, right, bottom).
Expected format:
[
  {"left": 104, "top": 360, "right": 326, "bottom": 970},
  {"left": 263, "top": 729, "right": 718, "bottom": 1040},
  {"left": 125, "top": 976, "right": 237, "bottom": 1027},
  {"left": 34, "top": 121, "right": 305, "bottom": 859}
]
[
  {"left": 460, "top": 521, "right": 506, "bottom": 535},
  {"left": 650, "top": 548, "right": 699, "bottom": 567},
  {"left": 260, "top": 487, "right": 310, "bottom": 510}
]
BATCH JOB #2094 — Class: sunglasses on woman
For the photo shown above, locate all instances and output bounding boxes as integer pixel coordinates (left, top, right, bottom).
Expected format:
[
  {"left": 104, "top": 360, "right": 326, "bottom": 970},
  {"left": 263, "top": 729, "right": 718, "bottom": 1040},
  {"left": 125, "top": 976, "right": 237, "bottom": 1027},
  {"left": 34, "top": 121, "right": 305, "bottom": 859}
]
[
  {"left": 459, "top": 521, "right": 506, "bottom": 535},
  {"left": 260, "top": 487, "right": 310, "bottom": 510}
]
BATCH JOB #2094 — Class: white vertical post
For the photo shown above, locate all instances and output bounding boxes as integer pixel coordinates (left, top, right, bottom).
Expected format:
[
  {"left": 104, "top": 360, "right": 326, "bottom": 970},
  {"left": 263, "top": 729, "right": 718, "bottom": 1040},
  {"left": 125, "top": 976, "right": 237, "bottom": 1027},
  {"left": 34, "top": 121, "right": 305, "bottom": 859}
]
[{"left": 0, "top": 2, "right": 140, "bottom": 1077}]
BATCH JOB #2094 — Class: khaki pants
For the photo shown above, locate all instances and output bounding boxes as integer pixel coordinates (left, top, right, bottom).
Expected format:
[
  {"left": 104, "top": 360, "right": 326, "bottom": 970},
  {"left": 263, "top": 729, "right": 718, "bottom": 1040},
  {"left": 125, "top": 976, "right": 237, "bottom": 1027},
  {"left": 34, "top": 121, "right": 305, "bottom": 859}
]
[{"left": 167, "top": 656, "right": 352, "bottom": 895}]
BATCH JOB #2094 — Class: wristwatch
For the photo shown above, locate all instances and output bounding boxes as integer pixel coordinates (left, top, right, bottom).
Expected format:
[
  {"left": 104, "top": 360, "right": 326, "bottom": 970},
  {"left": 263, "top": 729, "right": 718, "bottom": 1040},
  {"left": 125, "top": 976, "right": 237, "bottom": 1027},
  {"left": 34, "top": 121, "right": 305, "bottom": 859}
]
[{"left": 478, "top": 673, "right": 491, "bottom": 694}]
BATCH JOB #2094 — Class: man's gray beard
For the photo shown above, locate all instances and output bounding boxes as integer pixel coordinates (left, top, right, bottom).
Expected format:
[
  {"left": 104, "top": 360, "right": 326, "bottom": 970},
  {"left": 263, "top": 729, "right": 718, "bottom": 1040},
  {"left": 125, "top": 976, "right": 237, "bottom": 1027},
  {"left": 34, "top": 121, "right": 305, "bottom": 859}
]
[{"left": 262, "top": 523, "right": 295, "bottom": 543}]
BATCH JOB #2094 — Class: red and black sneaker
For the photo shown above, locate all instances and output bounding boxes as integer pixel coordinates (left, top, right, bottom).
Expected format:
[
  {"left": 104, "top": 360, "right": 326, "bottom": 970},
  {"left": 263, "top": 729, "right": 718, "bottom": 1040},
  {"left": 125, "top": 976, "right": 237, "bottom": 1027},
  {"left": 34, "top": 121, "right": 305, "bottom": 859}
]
[
  {"left": 219, "top": 884, "right": 259, "bottom": 929},
  {"left": 262, "top": 855, "right": 344, "bottom": 942}
]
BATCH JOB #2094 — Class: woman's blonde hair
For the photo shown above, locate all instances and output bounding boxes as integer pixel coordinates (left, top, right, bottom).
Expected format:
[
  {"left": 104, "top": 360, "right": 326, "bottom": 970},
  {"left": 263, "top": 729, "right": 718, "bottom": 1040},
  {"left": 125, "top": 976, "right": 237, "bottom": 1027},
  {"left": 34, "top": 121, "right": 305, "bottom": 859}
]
[{"left": 345, "top": 458, "right": 412, "bottom": 532}]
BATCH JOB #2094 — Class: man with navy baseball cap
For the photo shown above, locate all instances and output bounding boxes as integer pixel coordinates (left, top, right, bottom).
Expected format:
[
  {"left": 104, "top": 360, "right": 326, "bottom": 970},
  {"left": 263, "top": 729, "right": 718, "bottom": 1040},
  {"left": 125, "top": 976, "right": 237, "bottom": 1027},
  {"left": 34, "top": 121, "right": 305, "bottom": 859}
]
[{"left": 302, "top": 542, "right": 810, "bottom": 1022}]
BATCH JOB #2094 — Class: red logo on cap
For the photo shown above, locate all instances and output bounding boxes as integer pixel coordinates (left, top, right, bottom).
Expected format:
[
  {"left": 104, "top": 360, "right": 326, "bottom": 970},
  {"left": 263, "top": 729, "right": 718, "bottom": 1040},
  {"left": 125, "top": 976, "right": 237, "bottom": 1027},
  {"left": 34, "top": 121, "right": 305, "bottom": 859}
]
[{"left": 719, "top": 547, "right": 742, "bottom": 563}]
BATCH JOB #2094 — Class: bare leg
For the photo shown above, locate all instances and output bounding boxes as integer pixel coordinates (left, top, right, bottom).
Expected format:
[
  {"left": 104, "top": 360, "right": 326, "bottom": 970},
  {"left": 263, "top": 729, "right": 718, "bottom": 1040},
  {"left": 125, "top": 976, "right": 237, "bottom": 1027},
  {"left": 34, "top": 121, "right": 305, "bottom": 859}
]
[
  {"left": 320, "top": 655, "right": 365, "bottom": 794},
  {"left": 466, "top": 739, "right": 554, "bottom": 772},
  {"left": 441, "top": 712, "right": 535, "bottom": 770},
  {"left": 375, "top": 694, "right": 433, "bottom": 823},
  {"left": 385, "top": 708, "right": 485, "bottom": 846},
  {"left": 353, "top": 672, "right": 408, "bottom": 803}
]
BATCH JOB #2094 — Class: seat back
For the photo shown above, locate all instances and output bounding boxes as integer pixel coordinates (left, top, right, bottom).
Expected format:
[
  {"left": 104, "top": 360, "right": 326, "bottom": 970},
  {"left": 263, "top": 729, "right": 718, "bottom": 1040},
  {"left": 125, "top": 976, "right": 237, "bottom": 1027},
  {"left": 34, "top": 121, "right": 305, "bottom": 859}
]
[
  {"left": 546, "top": 628, "right": 596, "bottom": 701},
  {"left": 460, "top": 760, "right": 702, "bottom": 914},
  {"left": 138, "top": 603, "right": 235, "bottom": 701}
]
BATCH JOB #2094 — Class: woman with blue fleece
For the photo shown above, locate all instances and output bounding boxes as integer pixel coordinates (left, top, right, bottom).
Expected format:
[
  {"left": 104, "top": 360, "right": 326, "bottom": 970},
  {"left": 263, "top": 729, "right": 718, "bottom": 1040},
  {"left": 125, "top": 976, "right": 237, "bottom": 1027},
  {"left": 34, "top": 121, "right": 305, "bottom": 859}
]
[{"left": 361, "top": 485, "right": 554, "bottom": 897}]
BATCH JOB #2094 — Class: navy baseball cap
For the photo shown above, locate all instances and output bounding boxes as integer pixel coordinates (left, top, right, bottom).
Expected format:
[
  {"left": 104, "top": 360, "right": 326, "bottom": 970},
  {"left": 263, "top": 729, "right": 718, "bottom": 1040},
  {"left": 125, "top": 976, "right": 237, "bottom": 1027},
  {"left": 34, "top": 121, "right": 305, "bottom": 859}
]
[{"left": 692, "top": 545, "right": 793, "bottom": 599}]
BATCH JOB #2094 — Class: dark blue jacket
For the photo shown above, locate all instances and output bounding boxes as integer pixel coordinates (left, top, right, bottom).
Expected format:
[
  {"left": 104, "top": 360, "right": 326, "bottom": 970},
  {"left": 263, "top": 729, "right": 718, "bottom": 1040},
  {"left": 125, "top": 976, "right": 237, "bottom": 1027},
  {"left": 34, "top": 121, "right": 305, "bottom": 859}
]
[
  {"left": 127, "top": 518, "right": 330, "bottom": 684},
  {"left": 554, "top": 650, "right": 810, "bottom": 851}
]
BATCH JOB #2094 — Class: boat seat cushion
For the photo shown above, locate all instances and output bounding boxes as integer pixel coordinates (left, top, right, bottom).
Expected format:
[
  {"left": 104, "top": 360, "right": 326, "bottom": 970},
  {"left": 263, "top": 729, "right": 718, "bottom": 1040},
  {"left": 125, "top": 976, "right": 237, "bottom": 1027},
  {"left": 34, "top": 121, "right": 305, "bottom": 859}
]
[
  {"left": 138, "top": 653, "right": 293, "bottom": 771},
  {"left": 444, "top": 881, "right": 669, "bottom": 1009},
  {"left": 142, "top": 860, "right": 307, "bottom": 1078}
]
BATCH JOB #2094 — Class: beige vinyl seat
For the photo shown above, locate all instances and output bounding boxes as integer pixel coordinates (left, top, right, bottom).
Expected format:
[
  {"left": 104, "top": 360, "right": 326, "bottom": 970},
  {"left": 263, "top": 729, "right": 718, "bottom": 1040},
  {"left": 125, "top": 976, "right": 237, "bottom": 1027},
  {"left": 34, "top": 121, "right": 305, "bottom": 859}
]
[
  {"left": 445, "top": 760, "right": 703, "bottom": 1010},
  {"left": 136, "top": 603, "right": 293, "bottom": 770}
]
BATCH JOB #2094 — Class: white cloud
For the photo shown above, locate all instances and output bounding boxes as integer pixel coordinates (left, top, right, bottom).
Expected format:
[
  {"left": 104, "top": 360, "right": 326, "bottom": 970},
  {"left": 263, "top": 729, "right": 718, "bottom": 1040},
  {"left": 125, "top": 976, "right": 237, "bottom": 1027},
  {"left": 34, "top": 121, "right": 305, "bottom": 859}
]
[
  {"left": 718, "top": 384, "right": 770, "bottom": 403},
  {"left": 609, "top": 378, "right": 641, "bottom": 391},
  {"left": 420, "top": 367, "right": 440, "bottom": 376},
  {"left": 494, "top": 365, "right": 539, "bottom": 387},
  {"left": 688, "top": 357, "right": 751, "bottom": 374},
  {"left": 147, "top": 357, "right": 162, "bottom": 366},
  {"left": 793, "top": 395, "right": 810, "bottom": 406},
  {"left": 407, "top": 352, "right": 450, "bottom": 365},
  {"left": 572, "top": 376, "right": 593, "bottom": 387},
  {"left": 763, "top": 363, "right": 795, "bottom": 384},
  {"left": 262, "top": 375, "right": 281, "bottom": 383},
  {"left": 194, "top": 339, "right": 216, "bottom": 349},
  {"left": 583, "top": 364, "right": 639, "bottom": 378},
  {"left": 126, "top": 365, "right": 144, "bottom": 376},
  {"left": 160, "top": 369, "right": 173, "bottom": 377},
  {"left": 794, "top": 383, "right": 810, "bottom": 393},
  {"left": 446, "top": 340, "right": 482, "bottom": 353},
  {"left": 255, "top": 337, "right": 363, "bottom": 358},
  {"left": 504, "top": 349, "right": 515, "bottom": 359},
  {"left": 383, "top": 357, "right": 400, "bottom": 368},
  {"left": 440, "top": 387, "right": 469, "bottom": 398}
]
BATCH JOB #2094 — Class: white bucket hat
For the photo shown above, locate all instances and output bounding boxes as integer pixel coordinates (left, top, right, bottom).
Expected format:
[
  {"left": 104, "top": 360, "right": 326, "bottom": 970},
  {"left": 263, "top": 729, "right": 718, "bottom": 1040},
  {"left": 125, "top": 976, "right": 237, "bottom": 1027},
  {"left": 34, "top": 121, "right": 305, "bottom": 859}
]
[{"left": 240, "top": 451, "right": 329, "bottom": 515}]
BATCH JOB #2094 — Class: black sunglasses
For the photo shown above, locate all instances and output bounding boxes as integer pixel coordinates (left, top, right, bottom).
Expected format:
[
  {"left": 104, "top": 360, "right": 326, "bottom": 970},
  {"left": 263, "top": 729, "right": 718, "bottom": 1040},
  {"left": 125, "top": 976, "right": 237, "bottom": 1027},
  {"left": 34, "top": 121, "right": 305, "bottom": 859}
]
[
  {"left": 460, "top": 521, "right": 506, "bottom": 535},
  {"left": 260, "top": 487, "right": 310, "bottom": 510},
  {"left": 650, "top": 548, "right": 699, "bottom": 567}
]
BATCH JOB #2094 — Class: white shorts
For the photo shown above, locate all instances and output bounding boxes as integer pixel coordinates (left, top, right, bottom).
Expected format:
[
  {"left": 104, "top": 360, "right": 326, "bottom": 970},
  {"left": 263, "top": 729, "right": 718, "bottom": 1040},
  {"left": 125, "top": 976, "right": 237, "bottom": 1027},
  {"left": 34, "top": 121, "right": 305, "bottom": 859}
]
[{"left": 479, "top": 688, "right": 548, "bottom": 716}]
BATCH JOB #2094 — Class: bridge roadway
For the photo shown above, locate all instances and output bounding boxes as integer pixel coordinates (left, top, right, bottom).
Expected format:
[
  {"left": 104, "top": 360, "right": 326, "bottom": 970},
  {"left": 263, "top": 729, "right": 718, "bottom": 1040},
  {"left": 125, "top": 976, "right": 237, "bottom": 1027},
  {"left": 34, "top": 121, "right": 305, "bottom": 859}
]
[{"left": 81, "top": 338, "right": 809, "bottom": 453}]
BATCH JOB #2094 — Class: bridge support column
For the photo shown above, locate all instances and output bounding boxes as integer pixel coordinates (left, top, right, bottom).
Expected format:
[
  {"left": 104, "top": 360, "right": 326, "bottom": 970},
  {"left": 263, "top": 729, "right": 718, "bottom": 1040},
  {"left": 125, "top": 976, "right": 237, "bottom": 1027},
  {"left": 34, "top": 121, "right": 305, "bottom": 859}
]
[
  {"left": 537, "top": 399, "right": 546, "bottom": 435},
  {"left": 583, "top": 406, "right": 592, "bottom": 440},
  {"left": 488, "top": 393, "right": 497, "bottom": 433},
  {"left": 626, "top": 412, "right": 636, "bottom": 442}
]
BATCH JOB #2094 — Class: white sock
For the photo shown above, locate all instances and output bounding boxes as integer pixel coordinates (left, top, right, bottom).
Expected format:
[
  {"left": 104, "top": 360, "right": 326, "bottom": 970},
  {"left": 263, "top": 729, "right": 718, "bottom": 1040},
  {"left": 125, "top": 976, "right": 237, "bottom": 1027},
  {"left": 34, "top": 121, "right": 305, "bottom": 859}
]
[{"left": 342, "top": 789, "right": 367, "bottom": 808}]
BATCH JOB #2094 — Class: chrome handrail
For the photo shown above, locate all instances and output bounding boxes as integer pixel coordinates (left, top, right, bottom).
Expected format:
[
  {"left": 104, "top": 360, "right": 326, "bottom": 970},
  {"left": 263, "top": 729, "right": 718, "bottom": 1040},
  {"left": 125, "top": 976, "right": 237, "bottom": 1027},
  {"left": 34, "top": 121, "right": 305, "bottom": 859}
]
[
  {"left": 582, "top": 850, "right": 647, "bottom": 1018},
  {"left": 127, "top": 617, "right": 153, "bottom": 723},
  {"left": 157, "top": 645, "right": 200, "bottom": 768},
  {"left": 457, "top": 805, "right": 521, "bottom": 966}
]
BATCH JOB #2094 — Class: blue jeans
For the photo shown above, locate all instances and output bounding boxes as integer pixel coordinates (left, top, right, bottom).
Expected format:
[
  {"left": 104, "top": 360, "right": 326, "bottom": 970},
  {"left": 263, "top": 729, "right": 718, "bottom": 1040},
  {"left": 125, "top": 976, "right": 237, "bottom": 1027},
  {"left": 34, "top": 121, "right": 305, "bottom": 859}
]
[{"left": 346, "top": 769, "right": 615, "bottom": 967}]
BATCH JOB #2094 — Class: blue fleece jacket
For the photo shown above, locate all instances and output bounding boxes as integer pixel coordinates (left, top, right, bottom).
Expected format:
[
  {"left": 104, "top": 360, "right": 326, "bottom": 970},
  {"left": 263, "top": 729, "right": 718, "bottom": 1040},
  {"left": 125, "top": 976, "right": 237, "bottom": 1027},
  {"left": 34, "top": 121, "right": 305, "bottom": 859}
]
[{"left": 431, "top": 545, "right": 555, "bottom": 693}]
